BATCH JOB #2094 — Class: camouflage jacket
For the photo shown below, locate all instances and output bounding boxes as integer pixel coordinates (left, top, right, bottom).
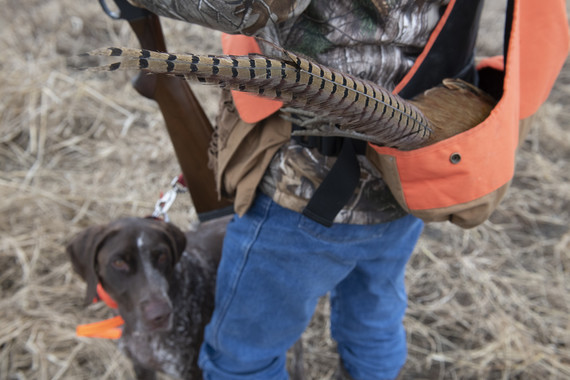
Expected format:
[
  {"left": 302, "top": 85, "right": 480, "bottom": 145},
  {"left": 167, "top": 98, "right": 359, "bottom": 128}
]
[{"left": 130, "top": 0, "right": 448, "bottom": 224}]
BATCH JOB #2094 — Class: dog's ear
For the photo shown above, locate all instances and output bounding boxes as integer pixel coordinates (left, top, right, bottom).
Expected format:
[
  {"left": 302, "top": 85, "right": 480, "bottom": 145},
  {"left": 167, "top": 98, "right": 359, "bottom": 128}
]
[
  {"left": 66, "top": 225, "right": 108, "bottom": 306},
  {"left": 163, "top": 222, "right": 187, "bottom": 263}
]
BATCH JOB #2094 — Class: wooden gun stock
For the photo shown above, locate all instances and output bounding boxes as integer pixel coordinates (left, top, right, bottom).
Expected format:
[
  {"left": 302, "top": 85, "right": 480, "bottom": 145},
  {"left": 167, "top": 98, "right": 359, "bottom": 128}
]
[{"left": 126, "top": 13, "right": 232, "bottom": 214}]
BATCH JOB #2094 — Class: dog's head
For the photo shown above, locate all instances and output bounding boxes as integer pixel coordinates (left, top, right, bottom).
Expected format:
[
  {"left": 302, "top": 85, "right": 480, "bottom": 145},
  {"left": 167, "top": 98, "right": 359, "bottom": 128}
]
[{"left": 66, "top": 217, "right": 186, "bottom": 332}]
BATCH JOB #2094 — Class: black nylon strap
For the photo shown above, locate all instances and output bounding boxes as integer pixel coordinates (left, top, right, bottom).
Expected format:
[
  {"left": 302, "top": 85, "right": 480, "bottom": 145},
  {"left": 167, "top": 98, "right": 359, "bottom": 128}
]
[
  {"left": 302, "top": 138, "right": 361, "bottom": 227},
  {"left": 198, "top": 205, "right": 235, "bottom": 222},
  {"left": 398, "top": 0, "right": 484, "bottom": 98}
]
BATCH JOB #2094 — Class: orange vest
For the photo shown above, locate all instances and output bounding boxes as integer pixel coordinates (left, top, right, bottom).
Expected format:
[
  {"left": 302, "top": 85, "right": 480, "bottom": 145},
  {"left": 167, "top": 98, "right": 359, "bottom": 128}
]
[{"left": 221, "top": 0, "right": 569, "bottom": 217}]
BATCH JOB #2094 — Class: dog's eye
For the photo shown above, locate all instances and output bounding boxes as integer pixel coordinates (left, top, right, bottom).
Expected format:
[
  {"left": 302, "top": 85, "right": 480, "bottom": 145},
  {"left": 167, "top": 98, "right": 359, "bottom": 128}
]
[
  {"left": 111, "top": 258, "right": 129, "bottom": 272},
  {"left": 156, "top": 252, "right": 170, "bottom": 266}
]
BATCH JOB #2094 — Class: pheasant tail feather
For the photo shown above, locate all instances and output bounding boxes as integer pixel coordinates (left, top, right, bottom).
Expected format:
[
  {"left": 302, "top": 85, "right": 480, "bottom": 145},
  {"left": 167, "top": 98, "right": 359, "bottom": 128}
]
[{"left": 85, "top": 47, "right": 433, "bottom": 148}]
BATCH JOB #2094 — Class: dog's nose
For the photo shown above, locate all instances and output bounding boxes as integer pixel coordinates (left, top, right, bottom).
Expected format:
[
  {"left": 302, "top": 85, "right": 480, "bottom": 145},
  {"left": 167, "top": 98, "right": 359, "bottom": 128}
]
[{"left": 141, "top": 298, "right": 172, "bottom": 330}]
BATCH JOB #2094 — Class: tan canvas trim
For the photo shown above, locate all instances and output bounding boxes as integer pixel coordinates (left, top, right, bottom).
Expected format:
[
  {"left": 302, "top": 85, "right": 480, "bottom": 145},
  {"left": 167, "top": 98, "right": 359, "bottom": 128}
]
[
  {"left": 365, "top": 113, "right": 538, "bottom": 228},
  {"left": 213, "top": 91, "right": 290, "bottom": 216},
  {"left": 365, "top": 145, "right": 410, "bottom": 212},
  {"left": 518, "top": 113, "right": 535, "bottom": 146},
  {"left": 412, "top": 182, "right": 511, "bottom": 228}
]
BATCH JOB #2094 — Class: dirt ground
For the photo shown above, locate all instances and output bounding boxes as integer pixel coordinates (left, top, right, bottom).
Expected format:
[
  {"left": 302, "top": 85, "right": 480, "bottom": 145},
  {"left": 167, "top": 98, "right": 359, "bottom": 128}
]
[{"left": 1, "top": 1, "right": 569, "bottom": 379}]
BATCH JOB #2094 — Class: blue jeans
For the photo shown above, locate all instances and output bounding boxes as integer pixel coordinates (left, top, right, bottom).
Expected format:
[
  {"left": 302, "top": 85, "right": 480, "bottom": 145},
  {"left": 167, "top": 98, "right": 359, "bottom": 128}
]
[{"left": 199, "top": 193, "right": 423, "bottom": 380}]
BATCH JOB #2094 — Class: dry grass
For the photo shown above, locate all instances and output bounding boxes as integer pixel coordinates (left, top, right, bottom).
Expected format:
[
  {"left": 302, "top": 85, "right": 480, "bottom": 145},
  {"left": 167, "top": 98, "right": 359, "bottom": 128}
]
[{"left": 1, "top": 1, "right": 568, "bottom": 379}]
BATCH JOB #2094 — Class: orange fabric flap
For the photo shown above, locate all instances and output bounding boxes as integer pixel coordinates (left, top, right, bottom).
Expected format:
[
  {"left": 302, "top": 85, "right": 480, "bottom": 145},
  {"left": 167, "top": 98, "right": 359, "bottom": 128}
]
[
  {"left": 221, "top": 34, "right": 283, "bottom": 123},
  {"left": 372, "top": 91, "right": 520, "bottom": 210},
  {"left": 372, "top": 0, "right": 522, "bottom": 211},
  {"left": 519, "top": 0, "right": 569, "bottom": 118},
  {"left": 76, "top": 315, "right": 124, "bottom": 339},
  {"left": 371, "top": 0, "right": 568, "bottom": 211}
]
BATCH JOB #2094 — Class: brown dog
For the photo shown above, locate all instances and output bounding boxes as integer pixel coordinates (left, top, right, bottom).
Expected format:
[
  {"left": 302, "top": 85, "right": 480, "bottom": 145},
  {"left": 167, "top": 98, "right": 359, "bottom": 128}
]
[{"left": 67, "top": 216, "right": 230, "bottom": 380}]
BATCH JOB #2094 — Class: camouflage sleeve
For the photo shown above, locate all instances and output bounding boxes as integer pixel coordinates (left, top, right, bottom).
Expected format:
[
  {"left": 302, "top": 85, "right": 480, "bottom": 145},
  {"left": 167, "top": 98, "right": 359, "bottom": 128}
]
[{"left": 128, "top": 0, "right": 310, "bottom": 35}]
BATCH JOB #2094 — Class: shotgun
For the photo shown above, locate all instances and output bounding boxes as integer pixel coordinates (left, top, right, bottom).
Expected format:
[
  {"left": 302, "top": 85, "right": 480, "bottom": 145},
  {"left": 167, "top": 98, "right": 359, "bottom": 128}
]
[{"left": 98, "top": 0, "right": 232, "bottom": 219}]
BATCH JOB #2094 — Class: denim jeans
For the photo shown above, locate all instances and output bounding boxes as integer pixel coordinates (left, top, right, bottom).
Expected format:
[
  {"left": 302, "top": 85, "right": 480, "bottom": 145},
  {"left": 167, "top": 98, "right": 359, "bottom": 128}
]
[{"left": 199, "top": 193, "right": 423, "bottom": 380}]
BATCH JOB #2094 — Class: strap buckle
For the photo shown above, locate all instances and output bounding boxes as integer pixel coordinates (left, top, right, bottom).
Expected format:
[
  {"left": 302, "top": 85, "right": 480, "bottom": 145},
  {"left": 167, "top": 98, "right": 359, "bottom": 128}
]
[{"left": 151, "top": 175, "right": 188, "bottom": 222}]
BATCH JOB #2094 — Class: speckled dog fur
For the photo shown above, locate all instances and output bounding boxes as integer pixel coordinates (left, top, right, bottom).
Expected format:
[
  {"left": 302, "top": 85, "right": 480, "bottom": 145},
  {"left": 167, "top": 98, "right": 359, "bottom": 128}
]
[{"left": 67, "top": 216, "right": 231, "bottom": 380}]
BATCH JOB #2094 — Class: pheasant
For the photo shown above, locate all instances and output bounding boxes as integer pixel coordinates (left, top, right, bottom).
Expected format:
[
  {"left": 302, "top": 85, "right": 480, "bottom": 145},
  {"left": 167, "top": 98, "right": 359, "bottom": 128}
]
[{"left": 84, "top": 46, "right": 496, "bottom": 150}]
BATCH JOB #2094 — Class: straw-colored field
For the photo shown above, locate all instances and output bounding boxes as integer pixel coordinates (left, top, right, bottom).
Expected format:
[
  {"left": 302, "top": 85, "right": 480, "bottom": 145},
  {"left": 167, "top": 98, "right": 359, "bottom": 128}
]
[{"left": 1, "top": 1, "right": 568, "bottom": 379}]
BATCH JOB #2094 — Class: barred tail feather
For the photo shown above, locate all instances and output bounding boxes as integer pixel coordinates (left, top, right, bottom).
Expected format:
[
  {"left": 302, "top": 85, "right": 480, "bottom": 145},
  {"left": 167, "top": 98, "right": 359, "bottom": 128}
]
[{"left": 83, "top": 47, "right": 433, "bottom": 148}]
